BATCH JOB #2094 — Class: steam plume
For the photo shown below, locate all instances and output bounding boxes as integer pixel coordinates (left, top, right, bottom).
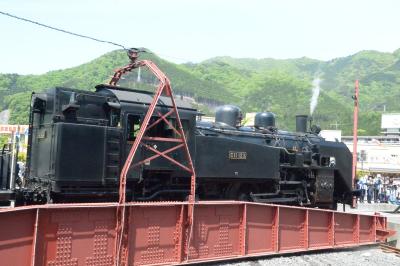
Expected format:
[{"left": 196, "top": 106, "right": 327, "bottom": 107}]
[{"left": 310, "top": 77, "right": 321, "bottom": 115}]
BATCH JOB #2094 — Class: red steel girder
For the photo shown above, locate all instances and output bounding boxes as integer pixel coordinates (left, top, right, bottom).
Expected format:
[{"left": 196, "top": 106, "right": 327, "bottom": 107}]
[{"left": 0, "top": 201, "right": 394, "bottom": 266}]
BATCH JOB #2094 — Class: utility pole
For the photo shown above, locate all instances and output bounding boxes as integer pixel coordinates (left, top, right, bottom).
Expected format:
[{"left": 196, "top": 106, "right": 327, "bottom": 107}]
[{"left": 352, "top": 80, "right": 359, "bottom": 208}]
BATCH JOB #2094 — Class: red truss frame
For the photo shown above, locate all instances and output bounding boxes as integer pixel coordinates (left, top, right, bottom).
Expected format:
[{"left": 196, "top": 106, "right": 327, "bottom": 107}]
[{"left": 109, "top": 50, "right": 196, "bottom": 265}]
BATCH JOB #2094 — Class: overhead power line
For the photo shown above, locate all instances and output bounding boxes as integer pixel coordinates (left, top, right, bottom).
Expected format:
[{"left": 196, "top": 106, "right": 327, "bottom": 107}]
[
  {"left": 0, "top": 10, "right": 193, "bottom": 63},
  {"left": 0, "top": 10, "right": 127, "bottom": 50}
]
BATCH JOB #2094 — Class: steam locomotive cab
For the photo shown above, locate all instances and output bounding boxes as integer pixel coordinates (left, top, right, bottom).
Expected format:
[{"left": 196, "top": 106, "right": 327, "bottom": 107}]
[{"left": 25, "top": 85, "right": 196, "bottom": 203}]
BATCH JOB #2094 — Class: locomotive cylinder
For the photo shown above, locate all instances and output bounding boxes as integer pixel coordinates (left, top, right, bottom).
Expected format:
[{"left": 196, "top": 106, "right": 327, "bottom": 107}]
[{"left": 296, "top": 115, "right": 308, "bottom": 133}]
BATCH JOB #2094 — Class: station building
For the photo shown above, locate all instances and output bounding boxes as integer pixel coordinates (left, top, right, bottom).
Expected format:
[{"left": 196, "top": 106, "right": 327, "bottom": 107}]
[
  {"left": 339, "top": 114, "right": 400, "bottom": 175},
  {"left": 0, "top": 124, "right": 29, "bottom": 152}
]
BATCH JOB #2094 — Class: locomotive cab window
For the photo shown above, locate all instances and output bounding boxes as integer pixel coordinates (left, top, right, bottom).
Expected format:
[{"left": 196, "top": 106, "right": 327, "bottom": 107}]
[
  {"left": 180, "top": 119, "right": 190, "bottom": 138},
  {"left": 146, "top": 116, "right": 169, "bottom": 137},
  {"left": 126, "top": 114, "right": 141, "bottom": 141},
  {"left": 147, "top": 118, "right": 190, "bottom": 138},
  {"left": 172, "top": 119, "right": 190, "bottom": 139},
  {"left": 146, "top": 117, "right": 189, "bottom": 138},
  {"left": 126, "top": 111, "right": 189, "bottom": 141},
  {"left": 126, "top": 113, "right": 191, "bottom": 141}
]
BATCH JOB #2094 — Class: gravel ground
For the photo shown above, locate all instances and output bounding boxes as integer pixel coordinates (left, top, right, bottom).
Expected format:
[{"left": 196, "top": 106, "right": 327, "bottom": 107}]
[{"left": 209, "top": 246, "right": 400, "bottom": 266}]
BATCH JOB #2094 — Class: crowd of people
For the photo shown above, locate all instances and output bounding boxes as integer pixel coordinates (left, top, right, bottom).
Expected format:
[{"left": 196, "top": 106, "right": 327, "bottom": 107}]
[{"left": 356, "top": 174, "right": 400, "bottom": 204}]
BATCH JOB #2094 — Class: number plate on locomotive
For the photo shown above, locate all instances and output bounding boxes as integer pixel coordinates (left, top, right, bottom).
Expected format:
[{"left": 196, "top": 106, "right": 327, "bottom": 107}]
[{"left": 229, "top": 151, "right": 247, "bottom": 160}]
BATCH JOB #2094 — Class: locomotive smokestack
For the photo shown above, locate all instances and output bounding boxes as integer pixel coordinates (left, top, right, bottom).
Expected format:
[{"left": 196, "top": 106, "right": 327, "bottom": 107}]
[{"left": 296, "top": 115, "right": 308, "bottom": 133}]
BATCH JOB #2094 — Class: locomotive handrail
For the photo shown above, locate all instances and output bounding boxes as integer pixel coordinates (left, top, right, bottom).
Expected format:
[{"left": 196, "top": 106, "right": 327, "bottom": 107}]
[{"left": 109, "top": 49, "right": 197, "bottom": 265}]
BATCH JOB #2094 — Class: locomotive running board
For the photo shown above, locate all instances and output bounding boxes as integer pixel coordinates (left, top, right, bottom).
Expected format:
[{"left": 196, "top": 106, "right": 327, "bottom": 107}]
[{"left": 0, "top": 201, "right": 393, "bottom": 266}]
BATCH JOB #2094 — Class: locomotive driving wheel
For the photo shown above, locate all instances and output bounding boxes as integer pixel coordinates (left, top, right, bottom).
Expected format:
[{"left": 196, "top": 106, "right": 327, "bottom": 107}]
[
  {"left": 225, "top": 183, "right": 255, "bottom": 201},
  {"left": 238, "top": 191, "right": 251, "bottom": 201}
]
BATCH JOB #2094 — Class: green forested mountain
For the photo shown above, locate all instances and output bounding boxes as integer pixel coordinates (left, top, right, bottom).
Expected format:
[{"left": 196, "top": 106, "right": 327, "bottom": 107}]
[
  {"left": 1, "top": 48, "right": 400, "bottom": 135},
  {"left": 184, "top": 49, "right": 400, "bottom": 134}
]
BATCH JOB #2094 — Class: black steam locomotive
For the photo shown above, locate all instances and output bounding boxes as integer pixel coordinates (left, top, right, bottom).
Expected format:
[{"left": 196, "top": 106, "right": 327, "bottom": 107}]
[{"left": 1, "top": 83, "right": 354, "bottom": 209}]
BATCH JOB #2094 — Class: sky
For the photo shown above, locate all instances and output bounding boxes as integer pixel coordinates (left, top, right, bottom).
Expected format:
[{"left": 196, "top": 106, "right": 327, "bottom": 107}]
[{"left": 1, "top": 0, "right": 400, "bottom": 74}]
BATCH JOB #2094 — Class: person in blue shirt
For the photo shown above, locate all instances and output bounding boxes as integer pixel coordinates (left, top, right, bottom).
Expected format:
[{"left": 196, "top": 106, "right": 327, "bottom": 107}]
[
  {"left": 367, "top": 176, "right": 374, "bottom": 204},
  {"left": 357, "top": 177, "right": 366, "bottom": 203},
  {"left": 373, "top": 175, "right": 382, "bottom": 203}
]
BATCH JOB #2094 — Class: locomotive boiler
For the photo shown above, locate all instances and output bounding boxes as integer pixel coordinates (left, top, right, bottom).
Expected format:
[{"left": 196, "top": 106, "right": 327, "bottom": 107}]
[{"left": 195, "top": 107, "right": 353, "bottom": 209}]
